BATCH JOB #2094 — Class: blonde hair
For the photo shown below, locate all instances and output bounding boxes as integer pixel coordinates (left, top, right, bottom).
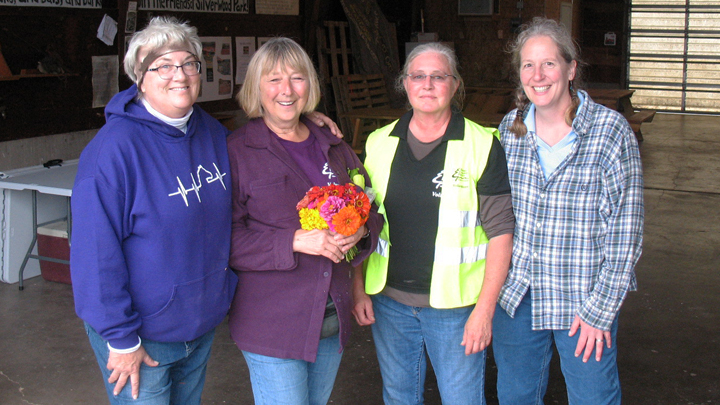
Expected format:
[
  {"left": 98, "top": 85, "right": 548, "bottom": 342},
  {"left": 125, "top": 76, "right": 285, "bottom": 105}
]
[
  {"left": 507, "top": 17, "right": 584, "bottom": 137},
  {"left": 237, "top": 37, "right": 321, "bottom": 118}
]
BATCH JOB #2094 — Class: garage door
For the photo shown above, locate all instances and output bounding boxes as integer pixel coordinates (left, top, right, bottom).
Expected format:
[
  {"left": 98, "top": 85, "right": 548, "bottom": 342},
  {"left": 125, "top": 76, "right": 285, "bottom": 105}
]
[{"left": 629, "top": 0, "right": 720, "bottom": 112}]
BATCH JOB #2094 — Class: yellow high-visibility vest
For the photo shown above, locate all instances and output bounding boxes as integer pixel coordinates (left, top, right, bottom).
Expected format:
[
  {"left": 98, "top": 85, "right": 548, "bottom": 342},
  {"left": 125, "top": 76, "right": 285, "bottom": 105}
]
[{"left": 363, "top": 117, "right": 499, "bottom": 309}]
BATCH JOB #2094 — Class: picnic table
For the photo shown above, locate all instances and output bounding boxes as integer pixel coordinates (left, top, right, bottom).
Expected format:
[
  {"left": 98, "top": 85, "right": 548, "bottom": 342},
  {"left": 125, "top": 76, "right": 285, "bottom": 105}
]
[
  {"left": 464, "top": 87, "right": 655, "bottom": 142},
  {"left": 586, "top": 89, "right": 655, "bottom": 142},
  {"left": 338, "top": 86, "right": 655, "bottom": 153}
]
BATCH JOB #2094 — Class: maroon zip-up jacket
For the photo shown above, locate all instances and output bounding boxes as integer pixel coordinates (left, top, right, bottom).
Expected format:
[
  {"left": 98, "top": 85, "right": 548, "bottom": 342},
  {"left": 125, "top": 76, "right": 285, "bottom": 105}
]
[{"left": 226, "top": 116, "right": 383, "bottom": 362}]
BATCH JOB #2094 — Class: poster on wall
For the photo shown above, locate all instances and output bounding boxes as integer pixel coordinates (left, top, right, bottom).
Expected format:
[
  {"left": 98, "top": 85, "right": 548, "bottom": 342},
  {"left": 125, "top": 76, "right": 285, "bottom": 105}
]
[
  {"left": 138, "top": 0, "right": 248, "bottom": 13},
  {"left": 255, "top": 0, "right": 298, "bottom": 15},
  {"left": 92, "top": 55, "right": 119, "bottom": 108},
  {"left": 125, "top": 1, "right": 138, "bottom": 34},
  {"left": 197, "top": 37, "right": 233, "bottom": 103},
  {"left": 0, "top": 0, "right": 101, "bottom": 8},
  {"left": 235, "top": 37, "right": 256, "bottom": 84},
  {"left": 258, "top": 37, "right": 273, "bottom": 49}
]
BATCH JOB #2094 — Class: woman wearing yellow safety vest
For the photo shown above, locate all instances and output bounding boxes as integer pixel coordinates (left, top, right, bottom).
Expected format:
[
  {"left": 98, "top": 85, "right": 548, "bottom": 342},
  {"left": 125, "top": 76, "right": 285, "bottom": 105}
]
[{"left": 352, "top": 42, "right": 515, "bottom": 404}]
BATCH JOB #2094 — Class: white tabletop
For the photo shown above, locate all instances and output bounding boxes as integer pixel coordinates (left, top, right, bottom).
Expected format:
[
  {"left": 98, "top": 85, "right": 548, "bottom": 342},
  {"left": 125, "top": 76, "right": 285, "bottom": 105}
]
[{"left": 0, "top": 161, "right": 78, "bottom": 197}]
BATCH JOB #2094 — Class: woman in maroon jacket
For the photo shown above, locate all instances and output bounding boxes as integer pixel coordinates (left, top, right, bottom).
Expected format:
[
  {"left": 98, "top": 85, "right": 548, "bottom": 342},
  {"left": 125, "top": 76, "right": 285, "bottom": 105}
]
[{"left": 226, "top": 37, "right": 382, "bottom": 405}]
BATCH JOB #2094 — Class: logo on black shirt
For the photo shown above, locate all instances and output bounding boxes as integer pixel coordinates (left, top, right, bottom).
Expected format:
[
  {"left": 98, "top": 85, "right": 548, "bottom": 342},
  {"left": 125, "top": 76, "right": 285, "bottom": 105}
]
[{"left": 432, "top": 170, "right": 444, "bottom": 198}]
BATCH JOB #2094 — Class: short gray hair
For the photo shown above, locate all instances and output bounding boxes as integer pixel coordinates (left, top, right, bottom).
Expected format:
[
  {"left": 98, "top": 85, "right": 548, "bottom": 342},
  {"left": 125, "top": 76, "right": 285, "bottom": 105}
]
[
  {"left": 124, "top": 16, "right": 202, "bottom": 87},
  {"left": 396, "top": 42, "right": 465, "bottom": 110},
  {"left": 237, "top": 37, "right": 321, "bottom": 118}
]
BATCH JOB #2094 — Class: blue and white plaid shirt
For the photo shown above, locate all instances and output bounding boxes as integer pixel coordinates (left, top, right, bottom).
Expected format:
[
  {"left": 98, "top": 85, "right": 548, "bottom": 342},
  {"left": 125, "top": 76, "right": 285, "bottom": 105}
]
[{"left": 497, "top": 90, "right": 644, "bottom": 331}]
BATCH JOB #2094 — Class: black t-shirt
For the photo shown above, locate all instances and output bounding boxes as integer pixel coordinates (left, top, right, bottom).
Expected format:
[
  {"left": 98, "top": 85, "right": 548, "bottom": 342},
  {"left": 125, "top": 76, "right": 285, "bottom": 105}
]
[{"left": 381, "top": 111, "right": 511, "bottom": 294}]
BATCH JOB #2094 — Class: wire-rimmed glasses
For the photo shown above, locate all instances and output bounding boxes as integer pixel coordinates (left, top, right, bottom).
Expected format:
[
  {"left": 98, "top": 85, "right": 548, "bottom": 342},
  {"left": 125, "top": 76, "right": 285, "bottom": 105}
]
[
  {"left": 406, "top": 72, "right": 456, "bottom": 84},
  {"left": 147, "top": 61, "right": 202, "bottom": 80}
]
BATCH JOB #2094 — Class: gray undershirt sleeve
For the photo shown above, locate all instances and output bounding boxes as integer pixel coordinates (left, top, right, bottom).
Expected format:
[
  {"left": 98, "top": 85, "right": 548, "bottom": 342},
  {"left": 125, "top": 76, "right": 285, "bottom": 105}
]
[{"left": 479, "top": 193, "right": 515, "bottom": 239}]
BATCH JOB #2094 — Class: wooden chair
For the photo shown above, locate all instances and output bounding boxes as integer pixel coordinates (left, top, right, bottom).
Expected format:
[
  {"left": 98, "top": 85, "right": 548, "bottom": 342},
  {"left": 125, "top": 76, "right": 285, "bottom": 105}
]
[{"left": 332, "top": 74, "right": 392, "bottom": 154}]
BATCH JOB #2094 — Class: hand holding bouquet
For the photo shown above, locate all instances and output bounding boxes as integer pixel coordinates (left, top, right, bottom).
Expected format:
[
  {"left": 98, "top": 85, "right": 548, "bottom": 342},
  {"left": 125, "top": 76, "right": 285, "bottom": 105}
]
[{"left": 296, "top": 183, "right": 370, "bottom": 261}]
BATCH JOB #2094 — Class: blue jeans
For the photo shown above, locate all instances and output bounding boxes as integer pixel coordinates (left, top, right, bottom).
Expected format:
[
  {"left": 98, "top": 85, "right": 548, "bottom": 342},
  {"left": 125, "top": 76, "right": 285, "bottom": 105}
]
[
  {"left": 241, "top": 334, "right": 343, "bottom": 405},
  {"left": 371, "top": 294, "right": 486, "bottom": 405},
  {"left": 85, "top": 323, "right": 215, "bottom": 405},
  {"left": 492, "top": 293, "right": 621, "bottom": 405}
]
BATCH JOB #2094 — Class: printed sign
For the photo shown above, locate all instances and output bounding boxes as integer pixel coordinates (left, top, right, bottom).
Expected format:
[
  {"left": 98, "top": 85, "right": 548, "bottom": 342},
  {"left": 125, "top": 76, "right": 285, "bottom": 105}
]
[{"left": 138, "top": 0, "right": 248, "bottom": 13}]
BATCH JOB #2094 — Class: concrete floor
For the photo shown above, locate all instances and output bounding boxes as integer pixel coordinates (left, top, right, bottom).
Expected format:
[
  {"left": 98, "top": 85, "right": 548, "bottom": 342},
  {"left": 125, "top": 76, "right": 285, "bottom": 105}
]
[{"left": 1, "top": 112, "right": 719, "bottom": 404}]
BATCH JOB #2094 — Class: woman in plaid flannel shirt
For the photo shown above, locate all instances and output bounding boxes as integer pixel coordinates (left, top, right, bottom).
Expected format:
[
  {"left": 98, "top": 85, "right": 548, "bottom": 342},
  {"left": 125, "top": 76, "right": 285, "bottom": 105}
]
[{"left": 492, "top": 17, "right": 644, "bottom": 405}]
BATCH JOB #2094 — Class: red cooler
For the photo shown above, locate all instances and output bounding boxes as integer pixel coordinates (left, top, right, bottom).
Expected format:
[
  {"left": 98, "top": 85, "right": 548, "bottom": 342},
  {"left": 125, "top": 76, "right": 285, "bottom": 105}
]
[{"left": 36, "top": 220, "right": 72, "bottom": 284}]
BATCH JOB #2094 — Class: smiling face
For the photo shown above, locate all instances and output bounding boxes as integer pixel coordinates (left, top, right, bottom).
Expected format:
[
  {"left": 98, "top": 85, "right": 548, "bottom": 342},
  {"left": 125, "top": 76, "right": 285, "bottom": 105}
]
[
  {"left": 519, "top": 35, "right": 577, "bottom": 115},
  {"left": 259, "top": 63, "right": 309, "bottom": 130},
  {"left": 404, "top": 51, "right": 458, "bottom": 117},
  {"left": 140, "top": 51, "right": 201, "bottom": 118}
]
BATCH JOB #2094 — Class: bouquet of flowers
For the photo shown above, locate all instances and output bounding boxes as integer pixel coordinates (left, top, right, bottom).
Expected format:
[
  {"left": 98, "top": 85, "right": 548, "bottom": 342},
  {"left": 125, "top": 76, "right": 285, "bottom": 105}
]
[{"left": 296, "top": 181, "right": 371, "bottom": 261}]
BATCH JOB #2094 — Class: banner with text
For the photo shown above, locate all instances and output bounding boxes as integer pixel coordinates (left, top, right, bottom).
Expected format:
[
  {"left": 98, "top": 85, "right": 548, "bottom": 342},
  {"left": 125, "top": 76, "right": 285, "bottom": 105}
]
[
  {"left": 0, "top": 0, "right": 101, "bottom": 8},
  {"left": 138, "top": 0, "right": 248, "bottom": 13}
]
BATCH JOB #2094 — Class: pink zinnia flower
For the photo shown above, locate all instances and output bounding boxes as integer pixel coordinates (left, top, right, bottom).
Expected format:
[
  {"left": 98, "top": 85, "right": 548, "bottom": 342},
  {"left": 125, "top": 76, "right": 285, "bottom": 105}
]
[{"left": 320, "top": 196, "right": 346, "bottom": 231}]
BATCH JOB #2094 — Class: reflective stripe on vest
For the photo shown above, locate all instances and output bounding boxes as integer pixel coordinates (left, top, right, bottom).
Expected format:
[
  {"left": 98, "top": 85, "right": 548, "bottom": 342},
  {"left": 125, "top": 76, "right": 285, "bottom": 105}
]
[
  {"left": 373, "top": 209, "right": 487, "bottom": 262},
  {"left": 363, "top": 117, "right": 499, "bottom": 308},
  {"left": 439, "top": 209, "right": 482, "bottom": 228},
  {"left": 374, "top": 237, "right": 390, "bottom": 258},
  {"left": 434, "top": 244, "right": 488, "bottom": 265}
]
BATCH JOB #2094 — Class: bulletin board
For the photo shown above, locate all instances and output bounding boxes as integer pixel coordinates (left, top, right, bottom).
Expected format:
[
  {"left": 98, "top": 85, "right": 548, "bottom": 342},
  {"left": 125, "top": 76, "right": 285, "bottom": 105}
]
[
  {"left": 0, "top": 1, "right": 304, "bottom": 142},
  {"left": 0, "top": 7, "right": 116, "bottom": 142}
]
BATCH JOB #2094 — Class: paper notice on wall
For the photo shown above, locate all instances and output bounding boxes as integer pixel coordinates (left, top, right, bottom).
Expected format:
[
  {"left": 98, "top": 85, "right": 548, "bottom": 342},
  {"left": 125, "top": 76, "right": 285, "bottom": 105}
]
[
  {"left": 97, "top": 14, "right": 117, "bottom": 46},
  {"left": 0, "top": 0, "right": 102, "bottom": 8},
  {"left": 125, "top": 1, "right": 138, "bottom": 33},
  {"left": 197, "top": 37, "right": 233, "bottom": 103},
  {"left": 235, "top": 37, "right": 256, "bottom": 84},
  {"left": 257, "top": 37, "right": 273, "bottom": 49},
  {"left": 255, "top": 0, "right": 298, "bottom": 15},
  {"left": 92, "top": 55, "right": 119, "bottom": 108},
  {"left": 138, "top": 0, "right": 248, "bottom": 13}
]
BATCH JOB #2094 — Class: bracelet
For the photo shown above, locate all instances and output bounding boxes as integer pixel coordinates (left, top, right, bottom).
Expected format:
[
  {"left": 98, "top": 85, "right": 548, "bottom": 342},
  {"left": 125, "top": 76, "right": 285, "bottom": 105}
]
[{"left": 362, "top": 227, "right": 371, "bottom": 238}]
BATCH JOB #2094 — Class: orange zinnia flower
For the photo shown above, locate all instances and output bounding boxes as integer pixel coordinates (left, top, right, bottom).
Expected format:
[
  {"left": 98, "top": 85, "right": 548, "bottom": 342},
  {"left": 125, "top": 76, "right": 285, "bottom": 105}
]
[{"left": 332, "top": 206, "right": 362, "bottom": 236}]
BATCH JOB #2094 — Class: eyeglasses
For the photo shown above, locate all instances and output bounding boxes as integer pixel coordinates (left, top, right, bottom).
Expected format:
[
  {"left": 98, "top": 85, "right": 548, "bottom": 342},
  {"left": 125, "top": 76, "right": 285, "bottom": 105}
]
[
  {"left": 406, "top": 73, "right": 456, "bottom": 84},
  {"left": 147, "top": 61, "right": 202, "bottom": 80}
]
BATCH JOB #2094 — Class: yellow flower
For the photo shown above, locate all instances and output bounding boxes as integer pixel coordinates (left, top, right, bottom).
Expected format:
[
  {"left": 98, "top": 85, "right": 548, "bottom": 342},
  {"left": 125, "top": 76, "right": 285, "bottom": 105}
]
[{"left": 299, "top": 208, "right": 329, "bottom": 231}]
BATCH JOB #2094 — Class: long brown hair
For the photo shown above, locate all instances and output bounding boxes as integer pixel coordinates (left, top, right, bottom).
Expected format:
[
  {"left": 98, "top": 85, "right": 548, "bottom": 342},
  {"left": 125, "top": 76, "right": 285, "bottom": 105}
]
[{"left": 507, "top": 17, "right": 585, "bottom": 137}]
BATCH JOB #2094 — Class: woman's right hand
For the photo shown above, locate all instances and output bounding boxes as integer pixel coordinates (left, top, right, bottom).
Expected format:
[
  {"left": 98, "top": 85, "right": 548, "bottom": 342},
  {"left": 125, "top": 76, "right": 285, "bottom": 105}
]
[
  {"left": 351, "top": 265, "right": 375, "bottom": 325},
  {"left": 107, "top": 346, "right": 159, "bottom": 399},
  {"left": 292, "top": 229, "right": 344, "bottom": 263}
]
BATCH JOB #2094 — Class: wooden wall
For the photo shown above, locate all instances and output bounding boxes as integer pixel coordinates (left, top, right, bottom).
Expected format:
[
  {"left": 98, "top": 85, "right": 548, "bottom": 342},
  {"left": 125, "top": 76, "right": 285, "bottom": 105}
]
[
  {"left": 580, "top": 0, "right": 627, "bottom": 87},
  {"left": 0, "top": 0, "right": 628, "bottom": 143},
  {"left": 0, "top": 1, "right": 304, "bottom": 142},
  {"left": 419, "top": 0, "right": 535, "bottom": 87},
  {"left": 0, "top": 7, "right": 116, "bottom": 142},
  {"left": 422, "top": 0, "right": 623, "bottom": 88}
]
